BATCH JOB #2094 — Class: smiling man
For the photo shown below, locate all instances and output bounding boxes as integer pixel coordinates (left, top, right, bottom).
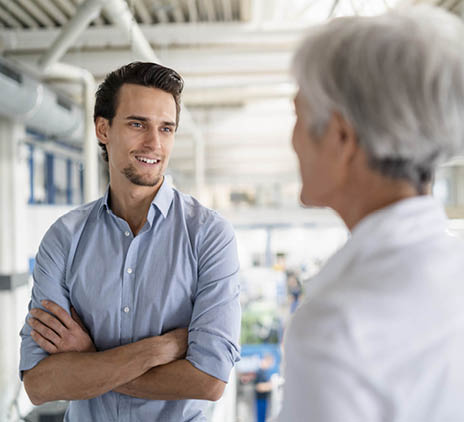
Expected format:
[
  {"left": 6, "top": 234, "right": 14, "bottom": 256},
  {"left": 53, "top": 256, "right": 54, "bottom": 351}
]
[{"left": 19, "top": 62, "right": 241, "bottom": 422}]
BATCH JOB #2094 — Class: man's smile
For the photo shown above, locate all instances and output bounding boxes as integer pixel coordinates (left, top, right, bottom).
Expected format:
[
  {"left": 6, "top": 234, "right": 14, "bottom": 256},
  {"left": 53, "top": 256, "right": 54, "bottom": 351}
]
[{"left": 135, "top": 156, "right": 161, "bottom": 165}]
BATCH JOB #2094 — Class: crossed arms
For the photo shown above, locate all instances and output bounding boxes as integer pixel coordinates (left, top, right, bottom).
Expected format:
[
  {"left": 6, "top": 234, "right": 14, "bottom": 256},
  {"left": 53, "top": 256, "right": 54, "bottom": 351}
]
[
  {"left": 21, "top": 215, "right": 240, "bottom": 407},
  {"left": 23, "top": 300, "right": 225, "bottom": 405}
]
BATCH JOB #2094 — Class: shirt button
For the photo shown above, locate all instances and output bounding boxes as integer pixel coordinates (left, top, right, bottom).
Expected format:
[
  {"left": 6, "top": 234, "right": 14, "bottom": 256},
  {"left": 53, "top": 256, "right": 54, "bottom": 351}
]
[
  {"left": 127, "top": 268, "right": 133, "bottom": 274},
  {"left": 124, "top": 231, "right": 130, "bottom": 237},
  {"left": 106, "top": 210, "right": 110, "bottom": 214},
  {"left": 123, "top": 306, "right": 130, "bottom": 313}
]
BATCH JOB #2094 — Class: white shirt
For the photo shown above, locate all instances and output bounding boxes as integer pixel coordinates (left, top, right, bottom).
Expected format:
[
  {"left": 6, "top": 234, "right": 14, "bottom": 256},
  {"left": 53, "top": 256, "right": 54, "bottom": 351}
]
[{"left": 279, "top": 196, "right": 464, "bottom": 422}]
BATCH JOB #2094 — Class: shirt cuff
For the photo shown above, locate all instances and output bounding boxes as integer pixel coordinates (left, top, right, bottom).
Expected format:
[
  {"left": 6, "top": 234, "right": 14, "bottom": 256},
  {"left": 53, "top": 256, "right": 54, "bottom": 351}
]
[{"left": 186, "top": 329, "right": 240, "bottom": 383}]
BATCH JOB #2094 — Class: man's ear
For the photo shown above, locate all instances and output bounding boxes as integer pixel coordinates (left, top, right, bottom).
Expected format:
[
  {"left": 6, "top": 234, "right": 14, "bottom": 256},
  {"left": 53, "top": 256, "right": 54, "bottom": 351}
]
[
  {"left": 333, "top": 112, "right": 358, "bottom": 164},
  {"left": 95, "top": 117, "right": 110, "bottom": 145}
]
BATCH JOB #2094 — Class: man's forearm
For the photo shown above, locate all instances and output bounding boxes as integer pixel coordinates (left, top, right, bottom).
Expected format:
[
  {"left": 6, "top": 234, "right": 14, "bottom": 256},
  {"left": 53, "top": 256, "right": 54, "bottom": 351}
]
[
  {"left": 114, "top": 359, "right": 226, "bottom": 401},
  {"left": 23, "top": 337, "right": 162, "bottom": 405}
]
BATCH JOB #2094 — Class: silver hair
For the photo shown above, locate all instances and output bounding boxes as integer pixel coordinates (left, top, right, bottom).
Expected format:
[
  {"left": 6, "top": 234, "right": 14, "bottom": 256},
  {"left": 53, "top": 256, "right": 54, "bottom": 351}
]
[{"left": 292, "top": 5, "right": 464, "bottom": 193}]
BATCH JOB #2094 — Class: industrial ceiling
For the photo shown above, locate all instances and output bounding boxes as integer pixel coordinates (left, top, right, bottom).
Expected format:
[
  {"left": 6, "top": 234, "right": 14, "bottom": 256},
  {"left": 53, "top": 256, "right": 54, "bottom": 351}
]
[{"left": 0, "top": 0, "right": 462, "bottom": 208}]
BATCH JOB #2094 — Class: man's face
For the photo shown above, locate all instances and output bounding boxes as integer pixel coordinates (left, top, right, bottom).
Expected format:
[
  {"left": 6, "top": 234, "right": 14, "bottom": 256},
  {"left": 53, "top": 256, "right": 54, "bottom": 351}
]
[
  {"left": 97, "top": 83, "right": 177, "bottom": 188},
  {"left": 292, "top": 92, "right": 346, "bottom": 207}
]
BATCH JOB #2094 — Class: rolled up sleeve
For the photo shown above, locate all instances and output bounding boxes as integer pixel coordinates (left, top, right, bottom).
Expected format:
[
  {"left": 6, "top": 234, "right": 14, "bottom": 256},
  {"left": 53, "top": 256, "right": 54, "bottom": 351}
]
[
  {"left": 186, "top": 215, "right": 241, "bottom": 383},
  {"left": 19, "top": 219, "right": 71, "bottom": 379}
]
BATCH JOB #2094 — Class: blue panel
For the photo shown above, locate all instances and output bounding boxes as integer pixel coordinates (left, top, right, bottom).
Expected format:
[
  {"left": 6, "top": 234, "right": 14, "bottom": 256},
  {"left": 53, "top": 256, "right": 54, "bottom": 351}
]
[
  {"left": 66, "top": 158, "right": 72, "bottom": 205},
  {"left": 28, "top": 257, "right": 35, "bottom": 274},
  {"left": 45, "top": 153, "right": 55, "bottom": 204},
  {"left": 79, "top": 162, "right": 84, "bottom": 203},
  {"left": 28, "top": 144, "right": 34, "bottom": 204},
  {"left": 240, "top": 343, "right": 281, "bottom": 374}
]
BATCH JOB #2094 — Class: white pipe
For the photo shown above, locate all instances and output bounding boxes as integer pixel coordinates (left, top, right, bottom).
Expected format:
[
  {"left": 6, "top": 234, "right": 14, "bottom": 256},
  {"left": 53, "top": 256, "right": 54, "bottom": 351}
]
[
  {"left": 38, "top": 0, "right": 103, "bottom": 72},
  {"left": 103, "top": 0, "right": 158, "bottom": 63},
  {"left": 45, "top": 63, "right": 98, "bottom": 202}
]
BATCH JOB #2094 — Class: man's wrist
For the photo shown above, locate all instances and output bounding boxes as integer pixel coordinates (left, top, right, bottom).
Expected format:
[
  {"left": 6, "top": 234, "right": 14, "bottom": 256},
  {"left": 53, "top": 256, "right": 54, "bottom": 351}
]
[{"left": 140, "top": 337, "right": 162, "bottom": 369}]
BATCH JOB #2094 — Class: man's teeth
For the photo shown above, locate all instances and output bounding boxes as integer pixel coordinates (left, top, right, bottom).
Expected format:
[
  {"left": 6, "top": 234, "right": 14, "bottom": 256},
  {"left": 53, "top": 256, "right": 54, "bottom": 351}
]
[{"left": 137, "top": 157, "right": 159, "bottom": 164}]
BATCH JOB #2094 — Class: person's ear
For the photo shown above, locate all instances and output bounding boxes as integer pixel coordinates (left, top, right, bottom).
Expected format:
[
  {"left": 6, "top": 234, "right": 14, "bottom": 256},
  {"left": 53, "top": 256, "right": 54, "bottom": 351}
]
[
  {"left": 95, "top": 117, "right": 110, "bottom": 145},
  {"left": 333, "top": 112, "right": 358, "bottom": 164}
]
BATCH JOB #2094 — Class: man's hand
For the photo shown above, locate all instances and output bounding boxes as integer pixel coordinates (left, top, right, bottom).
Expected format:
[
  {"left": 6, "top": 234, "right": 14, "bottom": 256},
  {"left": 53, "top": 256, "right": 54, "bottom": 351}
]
[
  {"left": 155, "top": 328, "right": 189, "bottom": 366},
  {"left": 28, "top": 300, "right": 96, "bottom": 354},
  {"left": 28, "top": 300, "right": 189, "bottom": 365}
]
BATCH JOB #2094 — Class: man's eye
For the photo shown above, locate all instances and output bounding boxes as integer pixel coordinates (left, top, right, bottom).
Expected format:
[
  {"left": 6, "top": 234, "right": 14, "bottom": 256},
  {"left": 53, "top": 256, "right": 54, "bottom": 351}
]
[
  {"left": 161, "top": 127, "right": 172, "bottom": 133},
  {"left": 130, "top": 122, "right": 143, "bottom": 128}
]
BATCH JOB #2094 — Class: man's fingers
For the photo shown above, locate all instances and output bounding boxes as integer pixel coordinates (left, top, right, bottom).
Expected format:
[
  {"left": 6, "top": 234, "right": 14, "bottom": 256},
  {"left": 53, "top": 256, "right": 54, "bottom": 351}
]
[
  {"left": 30, "top": 329, "right": 58, "bottom": 354},
  {"left": 71, "top": 307, "right": 87, "bottom": 332},
  {"left": 30, "top": 308, "right": 66, "bottom": 336},
  {"left": 28, "top": 317, "right": 61, "bottom": 346},
  {"left": 41, "top": 300, "right": 74, "bottom": 329}
]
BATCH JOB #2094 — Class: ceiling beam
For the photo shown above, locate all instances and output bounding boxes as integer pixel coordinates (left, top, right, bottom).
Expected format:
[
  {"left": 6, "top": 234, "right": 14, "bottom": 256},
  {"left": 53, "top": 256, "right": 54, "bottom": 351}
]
[
  {"left": 133, "top": 0, "right": 153, "bottom": 24},
  {"left": 7, "top": 48, "right": 293, "bottom": 80},
  {"left": 171, "top": 0, "right": 185, "bottom": 22},
  {"left": 72, "top": 0, "right": 105, "bottom": 26},
  {"left": 184, "top": 83, "right": 295, "bottom": 105},
  {"left": 239, "top": 0, "right": 252, "bottom": 21},
  {"left": 34, "top": 0, "right": 68, "bottom": 25},
  {"left": 0, "top": 0, "right": 38, "bottom": 28},
  {"left": 151, "top": 0, "right": 170, "bottom": 23},
  {"left": 0, "top": 7, "right": 22, "bottom": 28},
  {"left": 0, "top": 23, "right": 304, "bottom": 51},
  {"left": 203, "top": 0, "right": 217, "bottom": 21},
  {"left": 53, "top": 0, "right": 78, "bottom": 18},
  {"left": 17, "top": 0, "right": 55, "bottom": 28},
  {"left": 221, "top": 0, "right": 233, "bottom": 20},
  {"left": 187, "top": 0, "right": 199, "bottom": 22}
]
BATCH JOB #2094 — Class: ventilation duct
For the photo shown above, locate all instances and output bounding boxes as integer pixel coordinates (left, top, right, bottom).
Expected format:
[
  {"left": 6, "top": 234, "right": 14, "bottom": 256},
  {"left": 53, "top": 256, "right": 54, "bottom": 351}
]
[{"left": 0, "top": 57, "right": 83, "bottom": 143}]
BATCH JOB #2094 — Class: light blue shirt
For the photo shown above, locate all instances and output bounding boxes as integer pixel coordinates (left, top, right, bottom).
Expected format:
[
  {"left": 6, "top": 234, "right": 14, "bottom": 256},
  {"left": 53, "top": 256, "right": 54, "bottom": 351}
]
[{"left": 19, "top": 179, "right": 241, "bottom": 422}]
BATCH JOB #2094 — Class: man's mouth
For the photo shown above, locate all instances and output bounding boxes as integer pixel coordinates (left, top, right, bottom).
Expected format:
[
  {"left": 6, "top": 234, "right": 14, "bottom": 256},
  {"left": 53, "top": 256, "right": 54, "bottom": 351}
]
[{"left": 135, "top": 156, "right": 160, "bottom": 165}]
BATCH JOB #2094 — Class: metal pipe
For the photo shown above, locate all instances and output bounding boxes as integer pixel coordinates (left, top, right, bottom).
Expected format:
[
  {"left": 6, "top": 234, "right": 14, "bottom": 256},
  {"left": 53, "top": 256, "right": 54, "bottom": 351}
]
[
  {"left": 45, "top": 63, "right": 98, "bottom": 202},
  {"left": 38, "top": 0, "right": 103, "bottom": 71},
  {"left": 103, "top": 0, "right": 158, "bottom": 62}
]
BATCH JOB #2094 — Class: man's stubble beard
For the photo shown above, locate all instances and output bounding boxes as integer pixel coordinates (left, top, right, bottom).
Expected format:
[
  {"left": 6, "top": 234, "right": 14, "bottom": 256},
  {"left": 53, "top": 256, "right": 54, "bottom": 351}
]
[{"left": 122, "top": 164, "right": 161, "bottom": 187}]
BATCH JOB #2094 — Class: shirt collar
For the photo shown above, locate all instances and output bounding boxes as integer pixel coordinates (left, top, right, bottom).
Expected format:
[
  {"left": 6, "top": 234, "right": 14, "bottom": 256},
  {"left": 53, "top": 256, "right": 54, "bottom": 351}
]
[
  {"left": 98, "top": 188, "right": 111, "bottom": 217},
  {"left": 305, "top": 195, "right": 448, "bottom": 298},
  {"left": 151, "top": 177, "right": 174, "bottom": 219},
  {"left": 97, "top": 178, "right": 174, "bottom": 220},
  {"left": 351, "top": 195, "right": 446, "bottom": 240}
]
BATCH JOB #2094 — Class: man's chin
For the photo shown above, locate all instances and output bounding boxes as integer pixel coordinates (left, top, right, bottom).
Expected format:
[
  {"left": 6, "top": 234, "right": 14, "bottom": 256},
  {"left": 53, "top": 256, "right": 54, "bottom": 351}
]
[
  {"left": 122, "top": 166, "right": 162, "bottom": 187},
  {"left": 130, "top": 176, "right": 161, "bottom": 187}
]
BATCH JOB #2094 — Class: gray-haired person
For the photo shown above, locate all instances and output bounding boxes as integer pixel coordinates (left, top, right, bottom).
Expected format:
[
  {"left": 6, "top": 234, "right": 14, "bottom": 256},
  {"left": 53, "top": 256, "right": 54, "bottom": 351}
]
[{"left": 280, "top": 6, "right": 464, "bottom": 422}]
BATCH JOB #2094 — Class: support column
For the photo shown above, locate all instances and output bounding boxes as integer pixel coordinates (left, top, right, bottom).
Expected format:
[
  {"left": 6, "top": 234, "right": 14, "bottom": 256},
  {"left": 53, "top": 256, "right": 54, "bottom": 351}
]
[
  {"left": 0, "top": 116, "right": 30, "bottom": 420},
  {"left": 0, "top": 116, "right": 29, "bottom": 279},
  {"left": 454, "top": 165, "right": 464, "bottom": 208}
]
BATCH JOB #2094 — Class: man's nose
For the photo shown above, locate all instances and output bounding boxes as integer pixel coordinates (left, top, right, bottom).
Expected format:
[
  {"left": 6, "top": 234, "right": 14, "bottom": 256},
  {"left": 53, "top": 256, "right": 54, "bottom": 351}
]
[{"left": 144, "top": 128, "right": 162, "bottom": 150}]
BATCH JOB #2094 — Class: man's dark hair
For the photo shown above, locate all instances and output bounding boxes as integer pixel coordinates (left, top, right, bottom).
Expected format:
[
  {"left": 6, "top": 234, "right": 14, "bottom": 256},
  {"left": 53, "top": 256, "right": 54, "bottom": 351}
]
[{"left": 94, "top": 61, "right": 184, "bottom": 162}]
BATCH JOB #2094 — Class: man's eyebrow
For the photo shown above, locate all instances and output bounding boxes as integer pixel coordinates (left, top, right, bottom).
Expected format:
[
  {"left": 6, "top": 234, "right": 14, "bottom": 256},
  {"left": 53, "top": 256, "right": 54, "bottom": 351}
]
[
  {"left": 125, "top": 115, "right": 176, "bottom": 126},
  {"left": 125, "top": 115, "right": 149, "bottom": 121}
]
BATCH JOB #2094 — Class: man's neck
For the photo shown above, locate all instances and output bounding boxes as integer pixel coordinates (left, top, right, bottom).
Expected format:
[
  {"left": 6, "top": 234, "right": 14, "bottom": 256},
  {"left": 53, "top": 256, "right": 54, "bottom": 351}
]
[
  {"left": 333, "top": 171, "right": 420, "bottom": 232},
  {"left": 108, "top": 177, "right": 163, "bottom": 235}
]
